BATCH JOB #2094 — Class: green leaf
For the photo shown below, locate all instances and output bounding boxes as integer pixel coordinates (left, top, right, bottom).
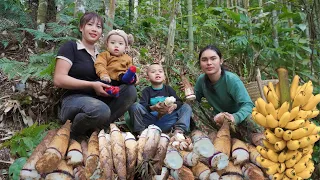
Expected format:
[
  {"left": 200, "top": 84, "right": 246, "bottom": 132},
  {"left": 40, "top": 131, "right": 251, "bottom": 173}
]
[
  {"left": 297, "top": 24, "right": 306, "bottom": 31},
  {"left": 300, "top": 46, "right": 312, "bottom": 54},
  {"left": 9, "top": 157, "right": 27, "bottom": 180},
  {"left": 295, "top": 52, "right": 302, "bottom": 60},
  {"left": 22, "top": 137, "right": 34, "bottom": 150},
  {"left": 225, "top": 9, "right": 240, "bottom": 22}
]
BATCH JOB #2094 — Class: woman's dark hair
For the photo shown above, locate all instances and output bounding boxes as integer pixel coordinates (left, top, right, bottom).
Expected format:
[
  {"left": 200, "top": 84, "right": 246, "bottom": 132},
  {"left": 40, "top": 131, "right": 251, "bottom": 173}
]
[
  {"left": 79, "top": 12, "right": 104, "bottom": 32},
  {"left": 198, "top": 45, "right": 225, "bottom": 93}
]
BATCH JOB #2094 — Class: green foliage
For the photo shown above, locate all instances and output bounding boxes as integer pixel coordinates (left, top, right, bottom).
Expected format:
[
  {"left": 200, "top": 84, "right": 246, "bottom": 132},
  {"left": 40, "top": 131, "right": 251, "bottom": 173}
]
[
  {"left": 9, "top": 157, "right": 27, "bottom": 180},
  {"left": 1, "top": 123, "right": 49, "bottom": 157}
]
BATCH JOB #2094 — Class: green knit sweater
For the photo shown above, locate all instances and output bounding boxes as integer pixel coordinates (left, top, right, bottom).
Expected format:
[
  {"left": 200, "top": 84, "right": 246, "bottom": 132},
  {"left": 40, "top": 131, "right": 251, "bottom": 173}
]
[{"left": 194, "top": 71, "right": 254, "bottom": 124}]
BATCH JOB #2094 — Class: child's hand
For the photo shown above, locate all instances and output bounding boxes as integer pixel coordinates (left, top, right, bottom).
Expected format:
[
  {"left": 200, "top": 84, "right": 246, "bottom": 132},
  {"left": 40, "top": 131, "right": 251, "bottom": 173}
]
[
  {"left": 101, "top": 75, "right": 111, "bottom": 83},
  {"left": 167, "top": 104, "right": 177, "bottom": 114}
]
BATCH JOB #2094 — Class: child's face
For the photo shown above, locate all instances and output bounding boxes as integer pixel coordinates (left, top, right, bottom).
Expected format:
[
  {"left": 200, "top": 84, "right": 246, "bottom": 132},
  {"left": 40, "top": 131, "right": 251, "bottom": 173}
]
[
  {"left": 107, "top": 34, "right": 126, "bottom": 56},
  {"left": 147, "top": 64, "right": 165, "bottom": 84}
]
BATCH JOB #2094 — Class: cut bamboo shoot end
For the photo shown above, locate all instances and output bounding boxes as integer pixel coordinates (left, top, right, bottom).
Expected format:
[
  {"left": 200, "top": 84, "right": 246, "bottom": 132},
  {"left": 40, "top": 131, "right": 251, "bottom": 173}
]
[
  {"left": 153, "top": 167, "right": 169, "bottom": 180},
  {"left": 66, "top": 150, "right": 83, "bottom": 166},
  {"left": 232, "top": 148, "right": 249, "bottom": 165},
  {"left": 220, "top": 175, "right": 243, "bottom": 180},
  {"left": 20, "top": 169, "right": 41, "bottom": 180},
  {"left": 209, "top": 152, "right": 229, "bottom": 170},
  {"left": 45, "top": 172, "right": 74, "bottom": 180},
  {"left": 209, "top": 172, "right": 220, "bottom": 180},
  {"left": 164, "top": 147, "right": 183, "bottom": 170},
  {"left": 181, "top": 151, "right": 199, "bottom": 167},
  {"left": 193, "top": 138, "right": 215, "bottom": 157},
  {"left": 192, "top": 162, "right": 210, "bottom": 180}
]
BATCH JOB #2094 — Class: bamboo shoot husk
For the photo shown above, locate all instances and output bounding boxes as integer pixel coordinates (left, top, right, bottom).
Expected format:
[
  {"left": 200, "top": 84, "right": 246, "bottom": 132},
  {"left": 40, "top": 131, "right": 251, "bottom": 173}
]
[
  {"left": 192, "top": 162, "right": 210, "bottom": 180},
  {"left": 110, "top": 123, "right": 126, "bottom": 180},
  {"left": 191, "top": 130, "right": 215, "bottom": 157},
  {"left": 74, "top": 166, "right": 86, "bottom": 180},
  {"left": 20, "top": 129, "right": 57, "bottom": 179},
  {"left": 247, "top": 144, "right": 261, "bottom": 167},
  {"left": 220, "top": 162, "right": 243, "bottom": 180},
  {"left": 164, "top": 145, "right": 183, "bottom": 170},
  {"left": 180, "top": 150, "right": 199, "bottom": 167},
  {"left": 167, "top": 175, "right": 175, "bottom": 180},
  {"left": 251, "top": 133, "right": 265, "bottom": 147},
  {"left": 153, "top": 133, "right": 170, "bottom": 175},
  {"left": 80, "top": 140, "right": 88, "bottom": 163},
  {"left": 152, "top": 167, "right": 169, "bottom": 180},
  {"left": 170, "top": 165, "right": 194, "bottom": 180},
  {"left": 45, "top": 160, "right": 74, "bottom": 180},
  {"left": 143, "top": 125, "right": 162, "bottom": 160},
  {"left": 66, "top": 139, "right": 83, "bottom": 166},
  {"left": 180, "top": 71, "right": 196, "bottom": 100},
  {"left": 98, "top": 130, "right": 114, "bottom": 180},
  {"left": 85, "top": 131, "right": 99, "bottom": 179},
  {"left": 137, "top": 128, "right": 148, "bottom": 165},
  {"left": 208, "top": 130, "right": 217, "bottom": 143},
  {"left": 231, "top": 138, "right": 249, "bottom": 165},
  {"left": 36, "top": 120, "right": 71, "bottom": 173},
  {"left": 241, "top": 163, "right": 264, "bottom": 180},
  {"left": 124, "top": 132, "right": 138, "bottom": 180}
]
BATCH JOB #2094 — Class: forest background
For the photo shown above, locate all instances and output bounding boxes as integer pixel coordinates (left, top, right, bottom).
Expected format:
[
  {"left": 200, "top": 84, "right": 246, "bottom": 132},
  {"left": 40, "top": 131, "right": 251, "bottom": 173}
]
[{"left": 0, "top": 0, "right": 320, "bottom": 179}]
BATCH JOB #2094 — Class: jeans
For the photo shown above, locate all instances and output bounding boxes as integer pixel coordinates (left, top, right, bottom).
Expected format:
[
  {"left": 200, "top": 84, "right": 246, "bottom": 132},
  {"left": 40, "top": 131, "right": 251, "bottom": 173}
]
[
  {"left": 59, "top": 84, "right": 137, "bottom": 136},
  {"left": 129, "top": 102, "right": 192, "bottom": 133}
]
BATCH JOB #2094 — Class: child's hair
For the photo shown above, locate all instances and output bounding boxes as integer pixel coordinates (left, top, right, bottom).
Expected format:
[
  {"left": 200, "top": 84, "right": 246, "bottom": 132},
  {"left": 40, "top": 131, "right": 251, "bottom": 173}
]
[
  {"left": 147, "top": 63, "right": 163, "bottom": 74},
  {"left": 106, "top": 29, "right": 134, "bottom": 46},
  {"left": 198, "top": 45, "right": 226, "bottom": 93},
  {"left": 79, "top": 12, "right": 104, "bottom": 32}
]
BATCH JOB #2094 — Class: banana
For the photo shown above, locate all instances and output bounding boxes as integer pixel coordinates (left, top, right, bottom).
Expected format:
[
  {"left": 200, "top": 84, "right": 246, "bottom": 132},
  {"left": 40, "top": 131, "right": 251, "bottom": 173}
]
[
  {"left": 285, "top": 150, "right": 298, "bottom": 161},
  {"left": 256, "top": 98, "right": 268, "bottom": 116},
  {"left": 277, "top": 163, "right": 286, "bottom": 173},
  {"left": 282, "top": 130, "right": 293, "bottom": 141},
  {"left": 275, "top": 82, "right": 281, "bottom": 100},
  {"left": 272, "top": 173, "right": 284, "bottom": 180},
  {"left": 305, "top": 123, "right": 317, "bottom": 136},
  {"left": 292, "top": 127, "right": 309, "bottom": 140},
  {"left": 274, "top": 127, "right": 284, "bottom": 138},
  {"left": 267, "top": 91, "right": 280, "bottom": 109},
  {"left": 266, "top": 164, "right": 279, "bottom": 175},
  {"left": 252, "top": 111, "right": 268, "bottom": 128},
  {"left": 266, "top": 102, "right": 278, "bottom": 119},
  {"left": 263, "top": 140, "right": 278, "bottom": 152},
  {"left": 267, "top": 148, "right": 279, "bottom": 162},
  {"left": 285, "top": 156, "right": 297, "bottom": 168},
  {"left": 301, "top": 145, "right": 313, "bottom": 155},
  {"left": 263, "top": 86, "right": 269, "bottom": 101},
  {"left": 279, "top": 111, "right": 291, "bottom": 128},
  {"left": 308, "top": 109, "right": 320, "bottom": 119},
  {"left": 274, "top": 140, "right": 286, "bottom": 151},
  {"left": 252, "top": 107, "right": 257, "bottom": 111},
  {"left": 311, "top": 126, "right": 320, "bottom": 135},
  {"left": 303, "top": 81, "right": 313, "bottom": 101},
  {"left": 290, "top": 75, "right": 300, "bottom": 100},
  {"left": 283, "top": 175, "right": 290, "bottom": 180},
  {"left": 285, "top": 168, "right": 296, "bottom": 178},
  {"left": 278, "top": 151, "right": 287, "bottom": 163},
  {"left": 265, "top": 129, "right": 282, "bottom": 144},
  {"left": 295, "top": 110, "right": 312, "bottom": 120},
  {"left": 277, "top": 102, "right": 290, "bottom": 119},
  {"left": 306, "top": 160, "right": 315, "bottom": 172},
  {"left": 289, "top": 106, "right": 300, "bottom": 121},
  {"left": 302, "top": 94, "right": 320, "bottom": 111},
  {"left": 299, "top": 136, "right": 311, "bottom": 148},
  {"left": 295, "top": 151, "right": 302, "bottom": 162},
  {"left": 266, "top": 114, "right": 279, "bottom": 128},
  {"left": 285, "top": 119, "right": 305, "bottom": 130},
  {"left": 256, "top": 145, "right": 268, "bottom": 159},
  {"left": 308, "top": 134, "right": 320, "bottom": 145},
  {"left": 287, "top": 140, "right": 301, "bottom": 150},
  {"left": 292, "top": 176, "right": 303, "bottom": 180},
  {"left": 292, "top": 91, "right": 306, "bottom": 108},
  {"left": 259, "top": 157, "right": 278, "bottom": 168},
  {"left": 297, "top": 154, "right": 312, "bottom": 164},
  {"left": 293, "top": 162, "right": 307, "bottom": 174},
  {"left": 296, "top": 169, "right": 312, "bottom": 179}
]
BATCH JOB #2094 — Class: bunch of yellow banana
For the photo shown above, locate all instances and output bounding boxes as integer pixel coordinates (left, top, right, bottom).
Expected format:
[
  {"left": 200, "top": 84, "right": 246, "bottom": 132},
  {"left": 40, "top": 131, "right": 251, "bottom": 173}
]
[{"left": 252, "top": 75, "right": 320, "bottom": 180}]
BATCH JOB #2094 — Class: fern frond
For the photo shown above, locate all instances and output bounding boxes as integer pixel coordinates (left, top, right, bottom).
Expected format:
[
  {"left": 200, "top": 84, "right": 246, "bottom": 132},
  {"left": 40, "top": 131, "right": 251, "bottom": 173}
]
[{"left": 0, "top": 58, "right": 26, "bottom": 79}]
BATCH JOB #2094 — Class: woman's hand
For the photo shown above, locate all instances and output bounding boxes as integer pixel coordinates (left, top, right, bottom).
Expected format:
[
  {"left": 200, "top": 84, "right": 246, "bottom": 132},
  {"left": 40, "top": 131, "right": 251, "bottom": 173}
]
[
  {"left": 213, "top": 112, "right": 235, "bottom": 126},
  {"left": 91, "top": 81, "right": 110, "bottom": 97}
]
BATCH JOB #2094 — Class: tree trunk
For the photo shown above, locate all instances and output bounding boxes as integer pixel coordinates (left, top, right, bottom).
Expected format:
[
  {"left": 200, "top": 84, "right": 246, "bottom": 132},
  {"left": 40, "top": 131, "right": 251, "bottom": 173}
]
[
  {"left": 129, "top": 0, "right": 133, "bottom": 23},
  {"left": 165, "top": 0, "right": 179, "bottom": 83},
  {"left": 187, "top": 0, "right": 194, "bottom": 59},
  {"left": 107, "top": 0, "right": 116, "bottom": 31},
  {"left": 134, "top": 0, "right": 138, "bottom": 23},
  {"left": 272, "top": 9, "right": 279, "bottom": 48},
  {"left": 56, "top": 0, "right": 64, "bottom": 22},
  {"left": 104, "top": 0, "right": 110, "bottom": 22},
  {"left": 36, "top": 0, "right": 48, "bottom": 48},
  {"left": 74, "top": 0, "right": 85, "bottom": 17},
  {"left": 259, "top": 0, "right": 263, "bottom": 14}
]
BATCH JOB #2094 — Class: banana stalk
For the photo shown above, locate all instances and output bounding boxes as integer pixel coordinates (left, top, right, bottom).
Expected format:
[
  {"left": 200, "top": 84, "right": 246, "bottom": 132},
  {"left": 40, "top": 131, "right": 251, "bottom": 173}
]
[{"left": 277, "top": 68, "right": 291, "bottom": 106}]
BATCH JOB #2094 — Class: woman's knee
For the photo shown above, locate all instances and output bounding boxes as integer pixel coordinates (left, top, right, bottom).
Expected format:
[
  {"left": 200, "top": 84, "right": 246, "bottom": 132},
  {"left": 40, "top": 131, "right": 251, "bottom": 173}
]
[
  {"left": 181, "top": 103, "right": 192, "bottom": 112},
  {"left": 121, "top": 85, "right": 137, "bottom": 102}
]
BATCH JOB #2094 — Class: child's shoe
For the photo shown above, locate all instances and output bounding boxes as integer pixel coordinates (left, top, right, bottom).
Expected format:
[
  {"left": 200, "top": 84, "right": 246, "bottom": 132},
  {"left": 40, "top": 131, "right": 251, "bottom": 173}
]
[{"left": 121, "top": 66, "right": 136, "bottom": 84}]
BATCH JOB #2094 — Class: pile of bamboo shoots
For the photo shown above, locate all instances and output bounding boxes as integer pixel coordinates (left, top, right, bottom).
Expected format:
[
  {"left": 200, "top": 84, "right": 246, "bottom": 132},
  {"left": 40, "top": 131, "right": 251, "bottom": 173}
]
[
  {"left": 252, "top": 73, "right": 320, "bottom": 180},
  {"left": 20, "top": 118, "right": 269, "bottom": 180}
]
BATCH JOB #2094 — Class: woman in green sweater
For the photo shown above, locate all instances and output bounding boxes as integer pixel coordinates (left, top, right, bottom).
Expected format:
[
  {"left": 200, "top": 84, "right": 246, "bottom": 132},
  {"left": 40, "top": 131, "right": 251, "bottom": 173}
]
[{"left": 194, "top": 45, "right": 263, "bottom": 136}]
